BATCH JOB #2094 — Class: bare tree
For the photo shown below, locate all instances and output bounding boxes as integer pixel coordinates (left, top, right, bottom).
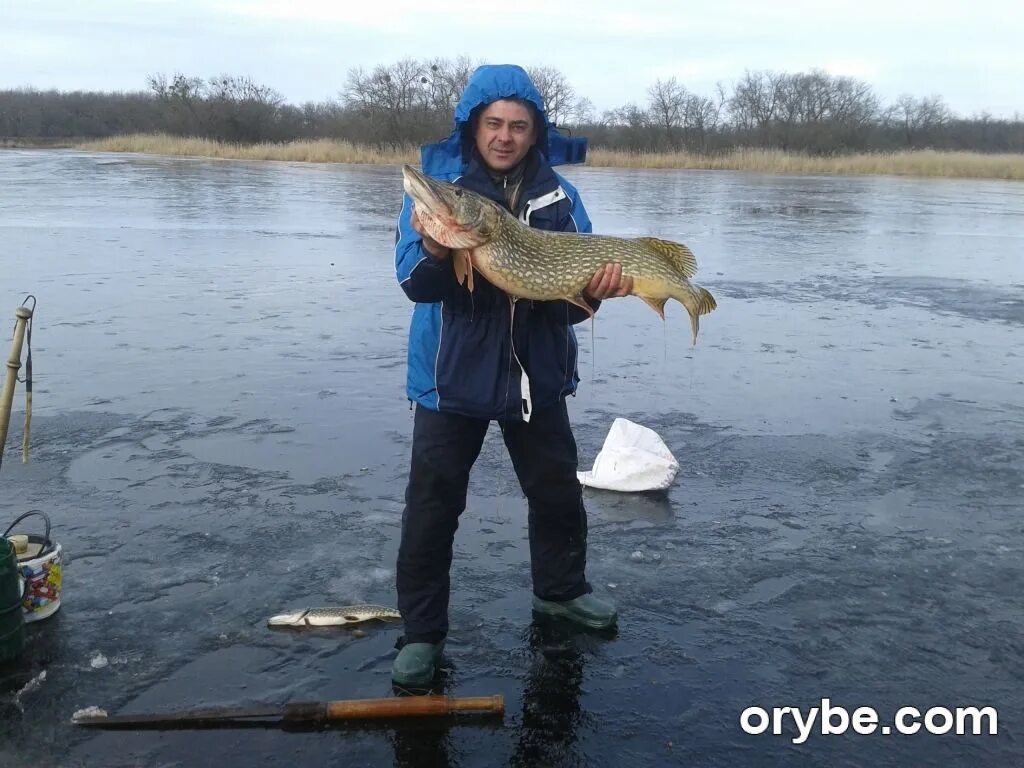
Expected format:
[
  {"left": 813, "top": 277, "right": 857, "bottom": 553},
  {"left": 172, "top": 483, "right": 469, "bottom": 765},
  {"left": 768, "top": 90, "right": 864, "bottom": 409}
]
[
  {"left": 602, "top": 102, "right": 647, "bottom": 129},
  {"left": 147, "top": 72, "right": 205, "bottom": 135},
  {"left": 203, "top": 74, "right": 285, "bottom": 142},
  {"left": 891, "top": 93, "right": 951, "bottom": 147},
  {"left": 570, "top": 96, "right": 595, "bottom": 126},
  {"left": 728, "top": 70, "right": 785, "bottom": 145},
  {"left": 6, "top": 59, "right": 1022, "bottom": 157},
  {"left": 685, "top": 93, "right": 719, "bottom": 151},
  {"left": 526, "top": 65, "right": 576, "bottom": 126},
  {"left": 344, "top": 58, "right": 432, "bottom": 147},
  {"left": 647, "top": 77, "right": 687, "bottom": 148},
  {"left": 421, "top": 55, "right": 478, "bottom": 116}
]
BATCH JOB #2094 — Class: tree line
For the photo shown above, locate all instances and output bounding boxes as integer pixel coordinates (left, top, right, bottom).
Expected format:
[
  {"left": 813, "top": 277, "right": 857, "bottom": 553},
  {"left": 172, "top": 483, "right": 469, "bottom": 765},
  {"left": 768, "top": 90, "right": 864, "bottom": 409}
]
[{"left": 1, "top": 57, "right": 1022, "bottom": 154}]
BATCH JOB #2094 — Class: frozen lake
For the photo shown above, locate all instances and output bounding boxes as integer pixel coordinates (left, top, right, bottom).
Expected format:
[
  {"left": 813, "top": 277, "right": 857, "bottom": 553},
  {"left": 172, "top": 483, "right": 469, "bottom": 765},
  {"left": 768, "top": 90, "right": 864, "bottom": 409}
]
[{"left": 1, "top": 149, "right": 1022, "bottom": 767}]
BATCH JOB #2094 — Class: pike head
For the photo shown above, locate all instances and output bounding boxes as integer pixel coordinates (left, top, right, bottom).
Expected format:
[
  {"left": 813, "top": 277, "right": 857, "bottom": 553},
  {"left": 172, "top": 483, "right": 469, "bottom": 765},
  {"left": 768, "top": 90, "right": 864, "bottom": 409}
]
[{"left": 402, "top": 165, "right": 503, "bottom": 250}]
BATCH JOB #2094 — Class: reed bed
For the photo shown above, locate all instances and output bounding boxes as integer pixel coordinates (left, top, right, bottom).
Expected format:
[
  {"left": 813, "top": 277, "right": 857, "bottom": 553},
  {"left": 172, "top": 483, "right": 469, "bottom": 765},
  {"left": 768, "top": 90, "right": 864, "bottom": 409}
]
[
  {"left": 78, "top": 133, "right": 419, "bottom": 165},
  {"left": 586, "top": 147, "right": 1024, "bottom": 180},
  {"left": 75, "top": 133, "right": 1024, "bottom": 180}
]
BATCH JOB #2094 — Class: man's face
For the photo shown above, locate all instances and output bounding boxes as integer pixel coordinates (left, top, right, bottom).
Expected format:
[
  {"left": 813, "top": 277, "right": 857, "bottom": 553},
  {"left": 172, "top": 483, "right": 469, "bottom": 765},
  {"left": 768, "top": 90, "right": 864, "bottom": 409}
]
[{"left": 474, "top": 99, "right": 536, "bottom": 173}]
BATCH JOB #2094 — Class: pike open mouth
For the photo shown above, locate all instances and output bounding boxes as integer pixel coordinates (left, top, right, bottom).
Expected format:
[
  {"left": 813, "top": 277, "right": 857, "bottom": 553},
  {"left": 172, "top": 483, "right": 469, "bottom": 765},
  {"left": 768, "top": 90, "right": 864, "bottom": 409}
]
[{"left": 402, "top": 165, "right": 450, "bottom": 218}]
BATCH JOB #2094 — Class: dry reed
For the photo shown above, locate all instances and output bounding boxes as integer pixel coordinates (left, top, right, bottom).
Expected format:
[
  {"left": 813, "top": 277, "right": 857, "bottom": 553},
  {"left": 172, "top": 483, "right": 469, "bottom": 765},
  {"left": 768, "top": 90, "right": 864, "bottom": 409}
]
[
  {"left": 75, "top": 133, "right": 1024, "bottom": 180},
  {"left": 586, "top": 147, "right": 1024, "bottom": 180},
  {"left": 77, "top": 133, "right": 419, "bottom": 165}
]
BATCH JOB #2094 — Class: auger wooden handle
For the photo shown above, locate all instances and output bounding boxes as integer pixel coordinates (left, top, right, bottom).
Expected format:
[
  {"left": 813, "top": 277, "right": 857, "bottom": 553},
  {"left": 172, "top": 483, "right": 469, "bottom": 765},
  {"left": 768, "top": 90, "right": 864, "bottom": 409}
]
[
  {"left": 0, "top": 306, "right": 32, "bottom": 465},
  {"left": 283, "top": 695, "right": 504, "bottom": 722}
]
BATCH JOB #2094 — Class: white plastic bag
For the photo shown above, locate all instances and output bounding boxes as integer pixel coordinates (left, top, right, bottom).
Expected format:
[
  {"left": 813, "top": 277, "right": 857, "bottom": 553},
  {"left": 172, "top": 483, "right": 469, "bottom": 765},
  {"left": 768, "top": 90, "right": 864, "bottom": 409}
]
[{"left": 577, "top": 418, "right": 680, "bottom": 492}]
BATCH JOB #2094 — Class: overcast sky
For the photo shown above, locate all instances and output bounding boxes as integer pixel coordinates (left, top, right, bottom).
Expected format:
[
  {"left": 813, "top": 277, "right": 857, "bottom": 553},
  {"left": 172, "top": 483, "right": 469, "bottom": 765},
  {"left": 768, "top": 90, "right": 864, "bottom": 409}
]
[{"left": 3, "top": 0, "right": 1021, "bottom": 118}]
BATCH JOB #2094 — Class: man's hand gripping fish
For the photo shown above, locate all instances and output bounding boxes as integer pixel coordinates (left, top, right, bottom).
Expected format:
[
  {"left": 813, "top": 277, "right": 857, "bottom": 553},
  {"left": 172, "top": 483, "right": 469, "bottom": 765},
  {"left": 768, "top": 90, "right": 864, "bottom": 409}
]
[{"left": 402, "top": 164, "right": 718, "bottom": 345}]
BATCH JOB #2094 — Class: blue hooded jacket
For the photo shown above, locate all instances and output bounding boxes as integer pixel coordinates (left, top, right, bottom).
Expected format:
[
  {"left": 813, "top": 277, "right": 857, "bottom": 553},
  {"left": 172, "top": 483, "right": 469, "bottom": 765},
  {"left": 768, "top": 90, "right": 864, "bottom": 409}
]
[{"left": 394, "top": 64, "right": 596, "bottom": 422}]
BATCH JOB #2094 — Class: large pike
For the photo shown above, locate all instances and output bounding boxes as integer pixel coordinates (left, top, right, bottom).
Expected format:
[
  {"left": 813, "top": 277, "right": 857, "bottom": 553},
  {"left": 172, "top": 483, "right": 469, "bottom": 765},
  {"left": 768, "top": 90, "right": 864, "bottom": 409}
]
[{"left": 402, "top": 165, "right": 717, "bottom": 344}]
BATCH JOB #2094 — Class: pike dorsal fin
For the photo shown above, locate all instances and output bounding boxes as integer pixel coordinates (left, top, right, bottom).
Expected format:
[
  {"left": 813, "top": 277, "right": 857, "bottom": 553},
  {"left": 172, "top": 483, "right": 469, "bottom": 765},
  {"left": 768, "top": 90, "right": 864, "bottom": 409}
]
[{"left": 635, "top": 237, "right": 698, "bottom": 278}]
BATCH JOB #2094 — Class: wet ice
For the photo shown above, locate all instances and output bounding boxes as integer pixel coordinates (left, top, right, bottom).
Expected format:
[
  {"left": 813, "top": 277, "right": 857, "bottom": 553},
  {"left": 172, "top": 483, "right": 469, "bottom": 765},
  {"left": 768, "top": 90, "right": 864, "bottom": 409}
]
[{"left": 1, "top": 150, "right": 1022, "bottom": 767}]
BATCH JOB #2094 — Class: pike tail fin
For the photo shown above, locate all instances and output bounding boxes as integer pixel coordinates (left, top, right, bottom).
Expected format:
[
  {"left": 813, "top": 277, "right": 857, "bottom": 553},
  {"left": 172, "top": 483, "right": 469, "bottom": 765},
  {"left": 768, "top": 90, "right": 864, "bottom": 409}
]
[{"left": 674, "top": 284, "right": 717, "bottom": 347}]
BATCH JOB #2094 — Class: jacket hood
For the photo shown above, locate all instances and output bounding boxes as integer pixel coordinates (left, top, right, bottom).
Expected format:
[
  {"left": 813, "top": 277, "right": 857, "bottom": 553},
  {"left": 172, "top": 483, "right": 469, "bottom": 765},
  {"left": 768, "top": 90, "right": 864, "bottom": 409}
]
[
  {"left": 453, "top": 64, "right": 551, "bottom": 154},
  {"left": 421, "top": 64, "right": 586, "bottom": 177}
]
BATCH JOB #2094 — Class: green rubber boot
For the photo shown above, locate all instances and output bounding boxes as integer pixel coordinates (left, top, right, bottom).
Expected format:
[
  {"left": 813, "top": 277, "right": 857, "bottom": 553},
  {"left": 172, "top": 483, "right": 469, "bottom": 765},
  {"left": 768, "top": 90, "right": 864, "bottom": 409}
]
[
  {"left": 391, "top": 641, "right": 445, "bottom": 688},
  {"left": 532, "top": 592, "right": 618, "bottom": 630}
]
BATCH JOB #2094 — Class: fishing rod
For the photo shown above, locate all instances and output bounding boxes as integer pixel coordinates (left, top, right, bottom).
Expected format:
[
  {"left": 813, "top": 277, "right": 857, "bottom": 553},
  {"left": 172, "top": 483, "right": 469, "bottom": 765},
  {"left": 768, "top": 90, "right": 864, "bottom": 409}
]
[
  {"left": 73, "top": 693, "right": 505, "bottom": 730},
  {"left": 0, "top": 296, "right": 35, "bottom": 471}
]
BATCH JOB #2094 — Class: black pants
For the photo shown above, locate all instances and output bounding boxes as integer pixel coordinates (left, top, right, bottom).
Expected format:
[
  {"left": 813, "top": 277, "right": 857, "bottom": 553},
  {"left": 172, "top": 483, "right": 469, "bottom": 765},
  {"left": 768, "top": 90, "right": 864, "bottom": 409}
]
[{"left": 396, "top": 399, "right": 591, "bottom": 644}]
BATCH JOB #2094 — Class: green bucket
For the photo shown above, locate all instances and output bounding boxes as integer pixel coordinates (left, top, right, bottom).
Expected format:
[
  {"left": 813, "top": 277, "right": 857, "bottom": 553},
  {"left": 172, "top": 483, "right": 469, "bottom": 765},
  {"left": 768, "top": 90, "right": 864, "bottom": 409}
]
[{"left": 0, "top": 536, "right": 25, "bottom": 664}]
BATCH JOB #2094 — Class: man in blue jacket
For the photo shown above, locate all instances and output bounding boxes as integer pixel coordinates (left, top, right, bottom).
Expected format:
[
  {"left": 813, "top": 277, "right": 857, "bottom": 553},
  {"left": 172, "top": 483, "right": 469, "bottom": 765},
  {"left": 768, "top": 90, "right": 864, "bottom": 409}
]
[{"left": 392, "top": 64, "right": 631, "bottom": 688}]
